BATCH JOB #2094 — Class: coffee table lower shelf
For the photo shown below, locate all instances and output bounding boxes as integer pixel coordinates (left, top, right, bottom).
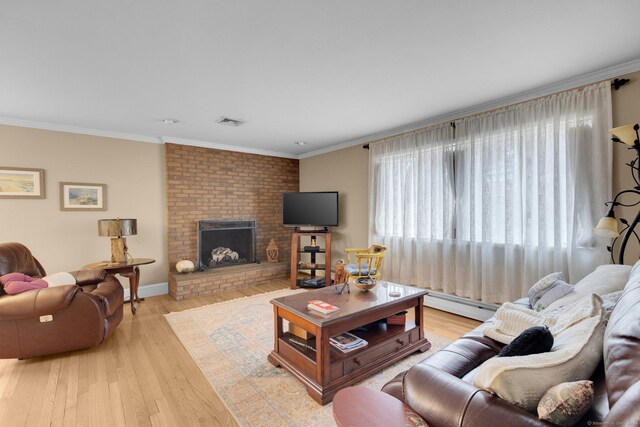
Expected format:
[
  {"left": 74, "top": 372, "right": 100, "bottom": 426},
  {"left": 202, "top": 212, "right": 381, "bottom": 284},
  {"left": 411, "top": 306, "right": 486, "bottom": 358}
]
[{"left": 268, "top": 329, "right": 431, "bottom": 405}]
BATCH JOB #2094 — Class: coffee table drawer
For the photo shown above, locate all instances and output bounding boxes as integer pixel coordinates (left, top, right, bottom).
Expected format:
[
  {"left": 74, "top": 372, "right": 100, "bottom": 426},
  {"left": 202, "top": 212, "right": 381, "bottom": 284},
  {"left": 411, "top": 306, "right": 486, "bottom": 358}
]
[{"left": 344, "top": 331, "right": 412, "bottom": 374}]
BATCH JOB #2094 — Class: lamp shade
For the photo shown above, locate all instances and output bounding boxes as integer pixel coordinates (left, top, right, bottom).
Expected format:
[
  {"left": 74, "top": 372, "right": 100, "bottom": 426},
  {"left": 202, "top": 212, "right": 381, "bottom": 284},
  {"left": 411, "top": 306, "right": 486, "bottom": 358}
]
[
  {"left": 593, "top": 215, "right": 619, "bottom": 238},
  {"left": 98, "top": 218, "right": 137, "bottom": 237},
  {"left": 609, "top": 124, "right": 639, "bottom": 146}
]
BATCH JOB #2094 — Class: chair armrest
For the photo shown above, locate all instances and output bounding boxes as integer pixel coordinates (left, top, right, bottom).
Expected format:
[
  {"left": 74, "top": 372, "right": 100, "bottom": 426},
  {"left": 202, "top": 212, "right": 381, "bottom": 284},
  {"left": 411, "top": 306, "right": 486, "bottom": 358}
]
[
  {"left": 0, "top": 285, "right": 79, "bottom": 320},
  {"left": 354, "top": 253, "right": 384, "bottom": 259},
  {"left": 69, "top": 269, "right": 107, "bottom": 285},
  {"left": 403, "top": 364, "right": 547, "bottom": 427},
  {"left": 85, "top": 275, "right": 123, "bottom": 317},
  {"left": 344, "top": 248, "right": 370, "bottom": 253}
]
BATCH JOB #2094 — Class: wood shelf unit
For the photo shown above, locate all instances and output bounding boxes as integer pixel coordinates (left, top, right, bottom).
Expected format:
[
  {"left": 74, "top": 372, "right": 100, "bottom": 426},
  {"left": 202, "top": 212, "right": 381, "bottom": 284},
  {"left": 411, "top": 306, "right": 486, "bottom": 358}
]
[{"left": 290, "top": 230, "right": 331, "bottom": 289}]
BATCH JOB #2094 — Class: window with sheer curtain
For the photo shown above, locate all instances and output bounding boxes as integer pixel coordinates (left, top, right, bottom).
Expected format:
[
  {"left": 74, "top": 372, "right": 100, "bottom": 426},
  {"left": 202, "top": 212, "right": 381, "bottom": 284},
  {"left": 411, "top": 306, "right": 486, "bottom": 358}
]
[{"left": 369, "top": 81, "right": 612, "bottom": 303}]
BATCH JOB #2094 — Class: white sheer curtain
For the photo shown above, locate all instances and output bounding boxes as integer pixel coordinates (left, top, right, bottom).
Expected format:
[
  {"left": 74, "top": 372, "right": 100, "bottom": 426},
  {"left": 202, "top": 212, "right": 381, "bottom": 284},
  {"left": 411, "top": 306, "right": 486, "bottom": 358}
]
[{"left": 369, "top": 81, "right": 612, "bottom": 303}]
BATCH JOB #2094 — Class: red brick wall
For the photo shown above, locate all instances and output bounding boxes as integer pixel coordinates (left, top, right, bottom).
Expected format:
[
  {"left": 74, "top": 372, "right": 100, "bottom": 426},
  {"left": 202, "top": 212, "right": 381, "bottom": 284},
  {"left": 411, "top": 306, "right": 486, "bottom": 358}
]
[{"left": 165, "top": 143, "right": 299, "bottom": 271}]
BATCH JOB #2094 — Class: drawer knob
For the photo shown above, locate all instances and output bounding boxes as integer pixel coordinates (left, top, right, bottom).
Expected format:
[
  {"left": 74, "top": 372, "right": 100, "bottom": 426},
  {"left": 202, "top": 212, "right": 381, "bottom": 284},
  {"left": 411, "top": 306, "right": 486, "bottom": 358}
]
[
  {"left": 353, "top": 358, "right": 361, "bottom": 366},
  {"left": 396, "top": 338, "right": 405, "bottom": 345}
]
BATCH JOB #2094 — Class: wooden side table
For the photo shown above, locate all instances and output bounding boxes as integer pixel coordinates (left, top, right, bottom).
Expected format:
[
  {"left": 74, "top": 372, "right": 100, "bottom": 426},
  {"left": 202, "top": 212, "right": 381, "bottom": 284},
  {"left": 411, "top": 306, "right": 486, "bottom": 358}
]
[
  {"left": 83, "top": 258, "right": 155, "bottom": 315},
  {"left": 332, "top": 386, "right": 428, "bottom": 427}
]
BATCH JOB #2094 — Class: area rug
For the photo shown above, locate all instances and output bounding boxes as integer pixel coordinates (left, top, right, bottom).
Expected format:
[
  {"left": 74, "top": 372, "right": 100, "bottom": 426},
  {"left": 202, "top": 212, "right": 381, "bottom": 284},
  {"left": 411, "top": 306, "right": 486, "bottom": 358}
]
[{"left": 165, "top": 289, "right": 451, "bottom": 427}]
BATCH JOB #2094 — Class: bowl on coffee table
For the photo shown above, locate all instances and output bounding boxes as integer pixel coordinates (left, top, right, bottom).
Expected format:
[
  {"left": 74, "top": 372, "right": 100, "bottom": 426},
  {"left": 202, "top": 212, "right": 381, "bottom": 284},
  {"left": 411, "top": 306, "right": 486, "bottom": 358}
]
[{"left": 353, "top": 277, "right": 377, "bottom": 291}]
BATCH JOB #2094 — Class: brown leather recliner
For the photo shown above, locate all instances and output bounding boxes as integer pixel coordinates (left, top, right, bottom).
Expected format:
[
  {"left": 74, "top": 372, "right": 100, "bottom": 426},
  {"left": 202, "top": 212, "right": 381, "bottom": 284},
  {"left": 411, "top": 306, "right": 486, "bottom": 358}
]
[{"left": 0, "top": 242, "right": 124, "bottom": 359}]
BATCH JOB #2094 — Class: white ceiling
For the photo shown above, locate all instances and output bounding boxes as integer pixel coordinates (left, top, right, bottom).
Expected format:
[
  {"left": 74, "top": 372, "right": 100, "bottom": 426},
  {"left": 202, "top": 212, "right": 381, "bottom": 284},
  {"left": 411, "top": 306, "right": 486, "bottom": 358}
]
[{"left": 2, "top": 0, "right": 640, "bottom": 158}]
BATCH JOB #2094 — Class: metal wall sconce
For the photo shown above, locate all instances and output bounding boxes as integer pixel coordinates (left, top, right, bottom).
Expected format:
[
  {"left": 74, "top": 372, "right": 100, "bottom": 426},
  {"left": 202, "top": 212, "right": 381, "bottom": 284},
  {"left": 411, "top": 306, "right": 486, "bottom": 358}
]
[{"left": 594, "top": 124, "right": 640, "bottom": 264}]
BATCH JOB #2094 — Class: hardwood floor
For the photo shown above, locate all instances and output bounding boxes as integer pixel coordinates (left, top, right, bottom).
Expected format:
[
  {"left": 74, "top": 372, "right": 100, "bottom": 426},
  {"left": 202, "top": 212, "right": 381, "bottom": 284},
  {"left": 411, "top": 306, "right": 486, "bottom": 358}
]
[{"left": 0, "top": 279, "right": 481, "bottom": 426}]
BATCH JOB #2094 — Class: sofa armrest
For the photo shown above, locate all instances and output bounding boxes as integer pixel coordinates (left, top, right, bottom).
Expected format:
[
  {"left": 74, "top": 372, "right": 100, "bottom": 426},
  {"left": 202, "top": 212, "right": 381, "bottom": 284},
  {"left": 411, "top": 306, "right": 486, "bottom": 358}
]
[
  {"left": 403, "top": 364, "right": 548, "bottom": 427},
  {"left": 603, "top": 380, "right": 640, "bottom": 426},
  {"left": 69, "top": 269, "right": 106, "bottom": 285},
  {"left": 0, "top": 285, "right": 79, "bottom": 320},
  {"left": 84, "top": 275, "right": 123, "bottom": 317}
]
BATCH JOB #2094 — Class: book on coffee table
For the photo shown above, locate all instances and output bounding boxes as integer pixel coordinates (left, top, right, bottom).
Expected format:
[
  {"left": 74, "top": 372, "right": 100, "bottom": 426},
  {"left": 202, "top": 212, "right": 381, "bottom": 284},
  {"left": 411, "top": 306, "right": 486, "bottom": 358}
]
[{"left": 308, "top": 299, "right": 339, "bottom": 314}]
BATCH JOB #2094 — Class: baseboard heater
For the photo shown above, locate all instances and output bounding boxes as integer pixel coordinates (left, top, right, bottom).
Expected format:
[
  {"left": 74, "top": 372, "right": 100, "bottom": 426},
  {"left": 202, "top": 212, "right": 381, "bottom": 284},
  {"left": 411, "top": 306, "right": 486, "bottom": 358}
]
[{"left": 422, "top": 289, "right": 499, "bottom": 321}]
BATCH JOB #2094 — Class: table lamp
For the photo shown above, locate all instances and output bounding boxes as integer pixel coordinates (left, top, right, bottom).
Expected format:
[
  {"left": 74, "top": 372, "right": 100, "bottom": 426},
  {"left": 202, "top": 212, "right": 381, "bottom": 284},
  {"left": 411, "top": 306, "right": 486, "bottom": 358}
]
[{"left": 98, "top": 218, "right": 137, "bottom": 263}]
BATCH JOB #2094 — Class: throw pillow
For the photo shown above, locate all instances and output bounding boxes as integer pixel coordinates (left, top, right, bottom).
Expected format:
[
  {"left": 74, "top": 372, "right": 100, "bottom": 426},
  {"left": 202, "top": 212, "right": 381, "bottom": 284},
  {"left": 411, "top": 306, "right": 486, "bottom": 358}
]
[
  {"left": 497, "top": 326, "right": 554, "bottom": 357},
  {"left": 42, "top": 271, "right": 77, "bottom": 287},
  {"left": 544, "top": 264, "right": 631, "bottom": 311},
  {"left": 473, "top": 312, "right": 604, "bottom": 412},
  {"left": 538, "top": 380, "right": 594, "bottom": 426},
  {"left": 529, "top": 272, "right": 565, "bottom": 307},
  {"left": 534, "top": 281, "right": 574, "bottom": 311},
  {"left": 0, "top": 272, "right": 48, "bottom": 295}
]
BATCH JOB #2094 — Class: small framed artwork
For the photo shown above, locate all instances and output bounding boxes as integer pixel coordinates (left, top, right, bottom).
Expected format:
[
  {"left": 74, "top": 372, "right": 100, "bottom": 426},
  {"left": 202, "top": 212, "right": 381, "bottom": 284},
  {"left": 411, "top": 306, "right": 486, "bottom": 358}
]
[
  {"left": 60, "top": 182, "right": 107, "bottom": 211},
  {"left": 0, "top": 166, "right": 45, "bottom": 199}
]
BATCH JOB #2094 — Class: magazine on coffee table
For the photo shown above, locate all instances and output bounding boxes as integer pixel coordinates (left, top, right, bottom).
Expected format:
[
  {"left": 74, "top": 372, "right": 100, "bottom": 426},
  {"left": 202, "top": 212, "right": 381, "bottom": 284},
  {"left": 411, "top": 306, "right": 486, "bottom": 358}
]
[{"left": 330, "top": 331, "right": 368, "bottom": 352}]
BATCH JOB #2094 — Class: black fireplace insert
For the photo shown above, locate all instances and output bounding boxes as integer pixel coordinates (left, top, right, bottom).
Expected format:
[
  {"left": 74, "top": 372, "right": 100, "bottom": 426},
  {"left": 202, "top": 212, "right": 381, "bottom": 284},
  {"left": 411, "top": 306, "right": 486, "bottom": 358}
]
[{"left": 197, "top": 219, "right": 257, "bottom": 270}]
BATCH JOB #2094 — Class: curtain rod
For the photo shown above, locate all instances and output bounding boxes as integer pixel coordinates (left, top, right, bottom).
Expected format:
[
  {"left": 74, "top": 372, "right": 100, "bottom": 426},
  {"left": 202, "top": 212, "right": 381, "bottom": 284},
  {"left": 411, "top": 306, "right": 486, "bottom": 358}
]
[
  {"left": 363, "top": 77, "right": 632, "bottom": 149},
  {"left": 612, "top": 78, "right": 630, "bottom": 90}
]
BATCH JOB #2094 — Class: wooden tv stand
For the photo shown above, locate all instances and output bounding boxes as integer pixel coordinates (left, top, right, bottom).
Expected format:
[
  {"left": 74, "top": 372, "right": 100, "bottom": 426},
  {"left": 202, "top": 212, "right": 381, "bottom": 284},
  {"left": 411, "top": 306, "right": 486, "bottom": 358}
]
[
  {"left": 268, "top": 283, "right": 430, "bottom": 404},
  {"left": 290, "top": 230, "right": 331, "bottom": 289}
]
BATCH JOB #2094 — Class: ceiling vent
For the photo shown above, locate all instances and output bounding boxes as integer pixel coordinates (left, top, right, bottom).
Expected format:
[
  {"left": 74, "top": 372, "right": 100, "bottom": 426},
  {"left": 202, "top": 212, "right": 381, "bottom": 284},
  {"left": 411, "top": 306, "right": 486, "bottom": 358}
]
[{"left": 216, "top": 116, "right": 245, "bottom": 127}]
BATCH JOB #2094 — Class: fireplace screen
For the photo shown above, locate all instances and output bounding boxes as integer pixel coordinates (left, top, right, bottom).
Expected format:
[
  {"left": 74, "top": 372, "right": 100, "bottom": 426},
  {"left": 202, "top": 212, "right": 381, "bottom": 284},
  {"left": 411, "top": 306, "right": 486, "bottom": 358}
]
[{"left": 197, "top": 220, "right": 256, "bottom": 270}]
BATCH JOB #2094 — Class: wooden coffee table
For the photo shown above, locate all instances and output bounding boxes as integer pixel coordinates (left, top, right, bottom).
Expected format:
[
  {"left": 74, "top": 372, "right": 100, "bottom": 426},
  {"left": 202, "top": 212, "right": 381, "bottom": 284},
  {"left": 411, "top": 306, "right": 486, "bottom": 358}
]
[{"left": 268, "top": 282, "right": 430, "bottom": 404}]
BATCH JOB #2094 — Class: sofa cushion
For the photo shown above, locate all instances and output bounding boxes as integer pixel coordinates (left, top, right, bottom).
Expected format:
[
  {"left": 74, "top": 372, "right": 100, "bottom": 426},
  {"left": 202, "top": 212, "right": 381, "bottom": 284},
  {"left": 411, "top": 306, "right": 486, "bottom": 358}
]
[
  {"left": 344, "top": 264, "right": 377, "bottom": 276},
  {"left": 473, "top": 313, "right": 604, "bottom": 412},
  {"left": 537, "top": 380, "right": 594, "bottom": 426},
  {"left": 544, "top": 264, "right": 631, "bottom": 311},
  {"left": 0, "top": 242, "right": 44, "bottom": 277}
]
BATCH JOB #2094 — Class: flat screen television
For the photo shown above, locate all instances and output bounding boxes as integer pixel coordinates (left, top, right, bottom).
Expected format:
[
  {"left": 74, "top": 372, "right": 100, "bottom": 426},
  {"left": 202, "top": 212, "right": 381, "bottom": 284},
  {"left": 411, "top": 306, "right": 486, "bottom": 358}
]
[{"left": 282, "top": 191, "right": 339, "bottom": 227}]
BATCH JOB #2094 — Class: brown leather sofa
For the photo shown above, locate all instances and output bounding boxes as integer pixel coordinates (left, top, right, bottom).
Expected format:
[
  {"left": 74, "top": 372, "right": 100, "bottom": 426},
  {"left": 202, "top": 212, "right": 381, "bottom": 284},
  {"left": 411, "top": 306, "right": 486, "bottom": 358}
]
[
  {"left": 0, "top": 242, "right": 124, "bottom": 359},
  {"left": 382, "top": 270, "right": 640, "bottom": 426}
]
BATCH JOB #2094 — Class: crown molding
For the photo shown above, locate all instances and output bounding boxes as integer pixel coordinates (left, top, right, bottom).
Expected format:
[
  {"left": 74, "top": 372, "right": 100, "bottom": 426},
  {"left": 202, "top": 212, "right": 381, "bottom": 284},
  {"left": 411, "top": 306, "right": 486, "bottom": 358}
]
[
  {"left": 0, "top": 116, "right": 161, "bottom": 144},
  {"left": 0, "top": 116, "right": 299, "bottom": 159},
  {"left": 161, "top": 136, "right": 299, "bottom": 159},
  {"left": 299, "top": 57, "right": 640, "bottom": 159}
]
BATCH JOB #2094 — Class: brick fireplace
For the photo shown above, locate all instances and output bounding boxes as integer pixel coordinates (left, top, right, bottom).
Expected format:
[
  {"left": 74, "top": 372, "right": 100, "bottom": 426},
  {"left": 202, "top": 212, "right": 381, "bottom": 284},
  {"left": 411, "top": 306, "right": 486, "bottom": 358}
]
[{"left": 165, "top": 143, "right": 298, "bottom": 299}]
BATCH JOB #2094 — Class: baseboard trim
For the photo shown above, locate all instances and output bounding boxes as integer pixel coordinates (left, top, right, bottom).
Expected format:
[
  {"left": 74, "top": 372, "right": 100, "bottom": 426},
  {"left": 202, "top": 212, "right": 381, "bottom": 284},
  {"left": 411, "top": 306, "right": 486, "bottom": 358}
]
[
  {"left": 123, "top": 282, "right": 168, "bottom": 300},
  {"left": 423, "top": 290, "right": 498, "bottom": 321}
]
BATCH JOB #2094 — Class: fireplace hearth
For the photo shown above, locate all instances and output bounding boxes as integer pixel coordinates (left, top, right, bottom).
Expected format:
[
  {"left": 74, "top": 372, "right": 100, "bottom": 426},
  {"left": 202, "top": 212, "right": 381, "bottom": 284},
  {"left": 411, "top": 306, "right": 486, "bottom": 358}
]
[{"left": 197, "top": 220, "right": 256, "bottom": 270}]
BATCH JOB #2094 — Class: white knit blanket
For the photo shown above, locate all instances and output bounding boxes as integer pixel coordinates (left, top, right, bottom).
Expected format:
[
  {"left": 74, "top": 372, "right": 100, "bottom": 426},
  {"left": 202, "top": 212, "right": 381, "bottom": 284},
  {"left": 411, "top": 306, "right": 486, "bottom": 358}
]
[{"left": 484, "top": 293, "right": 602, "bottom": 344}]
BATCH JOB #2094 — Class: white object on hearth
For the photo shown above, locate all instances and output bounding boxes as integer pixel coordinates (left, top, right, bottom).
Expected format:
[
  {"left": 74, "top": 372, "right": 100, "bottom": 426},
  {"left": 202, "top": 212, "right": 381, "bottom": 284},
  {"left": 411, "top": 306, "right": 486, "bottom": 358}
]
[{"left": 176, "top": 259, "right": 195, "bottom": 274}]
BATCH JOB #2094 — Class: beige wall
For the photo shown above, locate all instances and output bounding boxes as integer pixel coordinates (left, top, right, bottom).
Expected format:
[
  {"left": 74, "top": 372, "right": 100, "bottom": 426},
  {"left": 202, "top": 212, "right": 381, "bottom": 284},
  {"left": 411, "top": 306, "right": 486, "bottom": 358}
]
[
  {"left": 612, "top": 71, "right": 640, "bottom": 263},
  {"left": 0, "top": 125, "right": 166, "bottom": 287},
  {"left": 300, "top": 144, "right": 369, "bottom": 262}
]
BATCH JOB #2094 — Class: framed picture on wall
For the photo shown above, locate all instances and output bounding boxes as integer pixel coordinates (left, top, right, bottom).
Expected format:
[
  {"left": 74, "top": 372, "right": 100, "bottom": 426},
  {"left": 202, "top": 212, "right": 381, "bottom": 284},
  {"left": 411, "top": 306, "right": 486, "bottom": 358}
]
[
  {"left": 0, "top": 166, "right": 45, "bottom": 199},
  {"left": 59, "top": 182, "right": 107, "bottom": 211}
]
